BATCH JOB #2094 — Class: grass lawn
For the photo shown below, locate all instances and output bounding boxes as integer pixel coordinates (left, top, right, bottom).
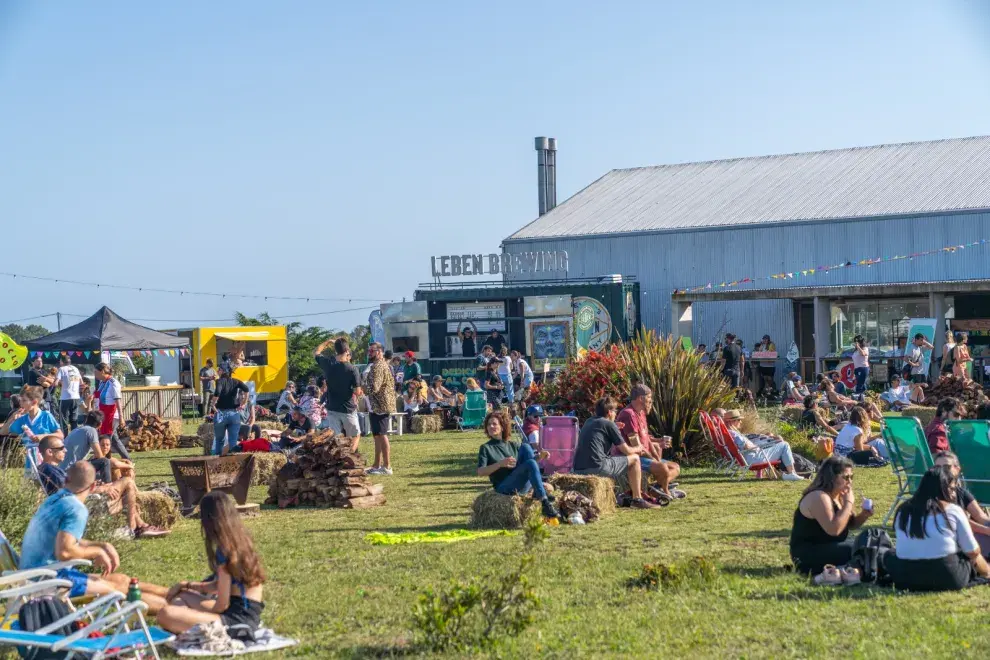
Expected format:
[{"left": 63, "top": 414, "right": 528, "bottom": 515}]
[{"left": 66, "top": 429, "right": 990, "bottom": 657}]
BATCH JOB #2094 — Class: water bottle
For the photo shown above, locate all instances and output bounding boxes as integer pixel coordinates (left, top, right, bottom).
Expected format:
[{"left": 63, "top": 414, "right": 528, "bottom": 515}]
[
  {"left": 126, "top": 577, "right": 141, "bottom": 603},
  {"left": 567, "top": 512, "right": 585, "bottom": 525}
]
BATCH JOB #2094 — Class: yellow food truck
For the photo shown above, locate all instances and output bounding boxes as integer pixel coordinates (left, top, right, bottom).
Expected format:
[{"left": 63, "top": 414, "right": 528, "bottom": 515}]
[{"left": 154, "top": 326, "right": 288, "bottom": 406}]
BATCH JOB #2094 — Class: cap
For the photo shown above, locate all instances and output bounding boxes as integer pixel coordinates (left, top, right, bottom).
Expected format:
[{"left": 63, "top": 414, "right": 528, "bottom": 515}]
[{"left": 404, "top": 351, "right": 415, "bottom": 358}]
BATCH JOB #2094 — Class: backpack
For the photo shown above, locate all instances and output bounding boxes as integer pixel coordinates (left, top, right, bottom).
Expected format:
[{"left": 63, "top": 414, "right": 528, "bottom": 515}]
[
  {"left": 17, "top": 595, "right": 76, "bottom": 660},
  {"left": 850, "top": 528, "right": 893, "bottom": 583}
]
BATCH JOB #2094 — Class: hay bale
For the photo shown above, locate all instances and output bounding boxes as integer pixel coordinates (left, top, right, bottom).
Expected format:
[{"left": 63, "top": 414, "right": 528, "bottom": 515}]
[
  {"left": 255, "top": 421, "right": 286, "bottom": 432},
  {"left": 136, "top": 491, "right": 179, "bottom": 530},
  {"left": 251, "top": 452, "right": 288, "bottom": 486},
  {"left": 902, "top": 405, "right": 936, "bottom": 428},
  {"left": 410, "top": 415, "right": 442, "bottom": 435},
  {"left": 779, "top": 406, "right": 804, "bottom": 425},
  {"left": 469, "top": 490, "right": 541, "bottom": 529},
  {"left": 548, "top": 473, "right": 616, "bottom": 515}
]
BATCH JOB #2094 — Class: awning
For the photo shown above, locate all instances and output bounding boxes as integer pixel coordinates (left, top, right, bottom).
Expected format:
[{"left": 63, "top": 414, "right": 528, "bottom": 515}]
[{"left": 214, "top": 331, "right": 282, "bottom": 341}]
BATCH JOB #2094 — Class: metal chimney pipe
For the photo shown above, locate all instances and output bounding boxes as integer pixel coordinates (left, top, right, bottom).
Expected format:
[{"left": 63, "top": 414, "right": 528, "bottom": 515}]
[
  {"left": 535, "top": 137, "right": 549, "bottom": 216},
  {"left": 547, "top": 137, "right": 557, "bottom": 210}
]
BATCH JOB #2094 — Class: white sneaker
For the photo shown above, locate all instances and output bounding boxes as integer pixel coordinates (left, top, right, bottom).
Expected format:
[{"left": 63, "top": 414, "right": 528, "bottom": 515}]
[
  {"left": 380, "top": 467, "right": 393, "bottom": 476},
  {"left": 782, "top": 472, "right": 806, "bottom": 482},
  {"left": 365, "top": 466, "right": 383, "bottom": 475}
]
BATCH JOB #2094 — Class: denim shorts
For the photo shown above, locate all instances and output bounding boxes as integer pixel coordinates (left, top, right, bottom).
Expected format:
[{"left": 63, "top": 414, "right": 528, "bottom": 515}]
[{"left": 639, "top": 456, "right": 668, "bottom": 471}]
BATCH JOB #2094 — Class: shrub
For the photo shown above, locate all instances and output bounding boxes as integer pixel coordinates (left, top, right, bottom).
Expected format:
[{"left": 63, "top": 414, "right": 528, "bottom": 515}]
[
  {"left": 628, "top": 556, "right": 719, "bottom": 592},
  {"left": 0, "top": 454, "right": 43, "bottom": 548},
  {"left": 776, "top": 421, "right": 819, "bottom": 462},
  {"left": 412, "top": 515, "right": 549, "bottom": 652},
  {"left": 622, "top": 332, "right": 736, "bottom": 462},
  {"left": 533, "top": 345, "right": 631, "bottom": 422}
]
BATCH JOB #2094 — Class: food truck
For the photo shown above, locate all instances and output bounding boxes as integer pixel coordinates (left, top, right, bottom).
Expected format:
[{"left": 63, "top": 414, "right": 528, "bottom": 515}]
[{"left": 154, "top": 326, "right": 288, "bottom": 405}]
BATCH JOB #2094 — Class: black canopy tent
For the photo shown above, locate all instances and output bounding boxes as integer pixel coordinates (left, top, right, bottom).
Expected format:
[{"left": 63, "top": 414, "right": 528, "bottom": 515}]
[{"left": 27, "top": 306, "right": 189, "bottom": 353}]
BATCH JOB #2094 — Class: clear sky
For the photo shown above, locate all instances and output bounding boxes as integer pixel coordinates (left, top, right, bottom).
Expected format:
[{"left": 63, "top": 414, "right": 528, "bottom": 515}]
[{"left": 2, "top": 0, "right": 989, "bottom": 332}]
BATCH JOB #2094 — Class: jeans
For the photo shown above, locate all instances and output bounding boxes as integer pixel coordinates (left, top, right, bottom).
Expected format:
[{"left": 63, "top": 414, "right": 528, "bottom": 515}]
[
  {"left": 723, "top": 369, "right": 739, "bottom": 388},
  {"left": 494, "top": 443, "right": 547, "bottom": 500},
  {"left": 213, "top": 409, "right": 242, "bottom": 455},
  {"left": 59, "top": 399, "right": 79, "bottom": 434},
  {"left": 745, "top": 441, "right": 795, "bottom": 469},
  {"left": 854, "top": 367, "right": 869, "bottom": 394},
  {"left": 108, "top": 418, "right": 131, "bottom": 461},
  {"left": 499, "top": 375, "right": 514, "bottom": 406}
]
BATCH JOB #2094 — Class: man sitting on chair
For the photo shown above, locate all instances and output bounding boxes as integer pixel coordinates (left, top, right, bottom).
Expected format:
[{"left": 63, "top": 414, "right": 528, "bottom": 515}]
[
  {"left": 615, "top": 384, "right": 685, "bottom": 503},
  {"left": 19, "top": 461, "right": 172, "bottom": 609},
  {"left": 721, "top": 409, "right": 805, "bottom": 481}
]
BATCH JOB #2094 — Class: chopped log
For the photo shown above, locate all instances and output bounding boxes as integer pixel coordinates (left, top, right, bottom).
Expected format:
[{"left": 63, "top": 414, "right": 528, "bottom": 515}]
[{"left": 340, "top": 494, "right": 387, "bottom": 509}]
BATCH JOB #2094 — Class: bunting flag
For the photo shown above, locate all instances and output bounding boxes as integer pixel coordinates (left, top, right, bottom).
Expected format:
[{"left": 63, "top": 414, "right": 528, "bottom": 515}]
[{"left": 672, "top": 238, "right": 990, "bottom": 295}]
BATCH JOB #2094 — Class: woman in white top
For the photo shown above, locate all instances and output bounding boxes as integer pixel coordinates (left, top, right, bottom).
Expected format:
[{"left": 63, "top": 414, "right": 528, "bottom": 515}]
[
  {"left": 941, "top": 330, "right": 956, "bottom": 376},
  {"left": 497, "top": 347, "right": 514, "bottom": 404},
  {"left": 886, "top": 466, "right": 990, "bottom": 591},
  {"left": 851, "top": 335, "right": 870, "bottom": 395},
  {"left": 833, "top": 408, "right": 888, "bottom": 464},
  {"left": 276, "top": 381, "right": 297, "bottom": 417}
]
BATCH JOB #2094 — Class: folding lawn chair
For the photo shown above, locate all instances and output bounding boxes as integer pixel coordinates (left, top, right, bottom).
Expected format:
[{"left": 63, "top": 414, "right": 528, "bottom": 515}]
[
  {"left": 457, "top": 390, "right": 487, "bottom": 430},
  {"left": 0, "top": 598, "right": 173, "bottom": 659},
  {"left": 880, "top": 415, "right": 935, "bottom": 527},
  {"left": 711, "top": 415, "right": 781, "bottom": 480},
  {"left": 539, "top": 416, "right": 579, "bottom": 476},
  {"left": 948, "top": 420, "right": 990, "bottom": 508},
  {"left": 512, "top": 416, "right": 529, "bottom": 445},
  {"left": 698, "top": 412, "right": 734, "bottom": 475},
  {"left": 1, "top": 529, "right": 93, "bottom": 579}
]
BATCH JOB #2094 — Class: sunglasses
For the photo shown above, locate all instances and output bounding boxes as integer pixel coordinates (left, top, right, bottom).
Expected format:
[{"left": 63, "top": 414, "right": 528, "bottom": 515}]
[
  {"left": 840, "top": 473, "right": 854, "bottom": 480},
  {"left": 50, "top": 445, "right": 66, "bottom": 452}
]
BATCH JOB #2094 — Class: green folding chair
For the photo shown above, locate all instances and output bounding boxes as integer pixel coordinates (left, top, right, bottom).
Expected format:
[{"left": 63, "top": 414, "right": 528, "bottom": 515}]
[
  {"left": 458, "top": 390, "right": 487, "bottom": 430},
  {"left": 947, "top": 420, "right": 990, "bottom": 508},
  {"left": 881, "top": 416, "right": 934, "bottom": 527}
]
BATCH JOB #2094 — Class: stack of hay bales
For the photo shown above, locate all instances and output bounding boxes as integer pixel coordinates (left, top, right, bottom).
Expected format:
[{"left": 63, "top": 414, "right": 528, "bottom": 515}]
[
  {"left": 410, "top": 415, "right": 442, "bottom": 434},
  {"left": 136, "top": 491, "right": 180, "bottom": 529},
  {"left": 470, "top": 490, "right": 541, "bottom": 529},
  {"left": 120, "top": 412, "right": 179, "bottom": 452},
  {"left": 266, "top": 429, "right": 385, "bottom": 509}
]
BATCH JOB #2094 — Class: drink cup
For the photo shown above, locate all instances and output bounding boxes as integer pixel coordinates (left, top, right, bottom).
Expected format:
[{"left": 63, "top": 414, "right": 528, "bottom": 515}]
[{"left": 863, "top": 498, "right": 874, "bottom": 512}]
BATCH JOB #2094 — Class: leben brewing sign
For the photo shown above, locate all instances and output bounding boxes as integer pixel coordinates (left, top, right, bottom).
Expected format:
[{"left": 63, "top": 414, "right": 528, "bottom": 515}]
[{"left": 431, "top": 251, "right": 568, "bottom": 277}]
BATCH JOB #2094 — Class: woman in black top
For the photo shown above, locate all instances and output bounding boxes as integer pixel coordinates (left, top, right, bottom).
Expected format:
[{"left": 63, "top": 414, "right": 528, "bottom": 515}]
[
  {"left": 459, "top": 326, "right": 477, "bottom": 358},
  {"left": 211, "top": 366, "right": 250, "bottom": 455},
  {"left": 790, "top": 456, "right": 873, "bottom": 574},
  {"left": 484, "top": 360, "right": 504, "bottom": 410}
]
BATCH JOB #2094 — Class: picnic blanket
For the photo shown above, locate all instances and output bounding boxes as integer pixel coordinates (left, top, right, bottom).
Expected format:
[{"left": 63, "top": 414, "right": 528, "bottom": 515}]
[
  {"left": 171, "top": 621, "right": 297, "bottom": 657},
  {"left": 365, "top": 529, "right": 516, "bottom": 546}
]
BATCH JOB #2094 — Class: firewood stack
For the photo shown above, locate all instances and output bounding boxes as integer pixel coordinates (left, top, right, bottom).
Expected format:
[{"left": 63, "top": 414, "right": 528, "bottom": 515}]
[
  {"left": 921, "top": 375, "right": 989, "bottom": 413},
  {"left": 120, "top": 412, "right": 180, "bottom": 452},
  {"left": 265, "top": 429, "right": 385, "bottom": 509}
]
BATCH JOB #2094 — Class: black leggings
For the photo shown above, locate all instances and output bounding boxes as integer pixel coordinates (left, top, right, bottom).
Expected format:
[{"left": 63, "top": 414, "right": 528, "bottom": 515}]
[
  {"left": 791, "top": 539, "right": 856, "bottom": 575},
  {"left": 885, "top": 552, "right": 976, "bottom": 592}
]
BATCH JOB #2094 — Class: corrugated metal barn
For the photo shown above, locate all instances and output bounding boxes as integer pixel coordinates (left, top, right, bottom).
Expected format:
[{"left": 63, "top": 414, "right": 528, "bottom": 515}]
[{"left": 502, "top": 135, "right": 990, "bottom": 381}]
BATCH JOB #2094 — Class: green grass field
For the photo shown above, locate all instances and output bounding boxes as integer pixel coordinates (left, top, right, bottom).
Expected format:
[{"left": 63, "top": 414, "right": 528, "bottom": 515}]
[{"left": 70, "top": 429, "right": 990, "bottom": 657}]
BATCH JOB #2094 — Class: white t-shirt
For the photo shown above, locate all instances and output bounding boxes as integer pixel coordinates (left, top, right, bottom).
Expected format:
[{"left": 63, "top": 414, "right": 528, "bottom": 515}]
[
  {"left": 887, "top": 385, "right": 912, "bottom": 405},
  {"left": 851, "top": 348, "right": 869, "bottom": 369},
  {"left": 834, "top": 423, "right": 865, "bottom": 452},
  {"left": 909, "top": 346, "right": 926, "bottom": 375},
  {"left": 895, "top": 503, "right": 979, "bottom": 560},
  {"left": 56, "top": 365, "right": 82, "bottom": 401},
  {"left": 497, "top": 356, "right": 512, "bottom": 377}
]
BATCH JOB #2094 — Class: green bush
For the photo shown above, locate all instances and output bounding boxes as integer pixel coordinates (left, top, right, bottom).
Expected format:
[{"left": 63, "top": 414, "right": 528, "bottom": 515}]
[
  {"left": 623, "top": 332, "right": 736, "bottom": 462},
  {"left": 0, "top": 457, "right": 43, "bottom": 549},
  {"left": 412, "top": 515, "right": 548, "bottom": 652},
  {"left": 776, "top": 421, "right": 818, "bottom": 461},
  {"left": 628, "top": 556, "right": 720, "bottom": 592}
]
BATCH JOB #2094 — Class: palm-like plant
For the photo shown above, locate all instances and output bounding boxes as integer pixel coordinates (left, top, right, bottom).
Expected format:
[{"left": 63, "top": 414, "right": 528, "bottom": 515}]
[{"left": 622, "top": 331, "right": 735, "bottom": 462}]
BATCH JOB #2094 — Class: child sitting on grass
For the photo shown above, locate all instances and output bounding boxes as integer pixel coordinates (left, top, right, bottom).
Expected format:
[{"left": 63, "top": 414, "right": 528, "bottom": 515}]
[
  {"left": 158, "top": 491, "right": 267, "bottom": 635},
  {"left": 476, "top": 412, "right": 560, "bottom": 520}
]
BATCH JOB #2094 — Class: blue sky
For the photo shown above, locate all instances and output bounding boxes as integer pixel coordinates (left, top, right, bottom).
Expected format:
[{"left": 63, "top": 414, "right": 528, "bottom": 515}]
[{"left": 1, "top": 0, "right": 988, "bottom": 332}]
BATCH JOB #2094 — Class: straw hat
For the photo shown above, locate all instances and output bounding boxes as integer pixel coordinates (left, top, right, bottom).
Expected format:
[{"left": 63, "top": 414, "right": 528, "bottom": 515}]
[{"left": 723, "top": 409, "right": 744, "bottom": 422}]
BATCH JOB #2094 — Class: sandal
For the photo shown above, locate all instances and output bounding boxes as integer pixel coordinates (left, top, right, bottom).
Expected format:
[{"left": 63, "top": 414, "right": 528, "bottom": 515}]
[
  {"left": 813, "top": 564, "right": 842, "bottom": 586},
  {"left": 840, "top": 566, "right": 861, "bottom": 585}
]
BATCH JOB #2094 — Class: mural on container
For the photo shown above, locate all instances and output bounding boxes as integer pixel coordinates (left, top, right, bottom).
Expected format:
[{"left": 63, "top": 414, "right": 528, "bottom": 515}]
[
  {"left": 530, "top": 321, "right": 571, "bottom": 360},
  {"left": 572, "top": 296, "right": 612, "bottom": 358}
]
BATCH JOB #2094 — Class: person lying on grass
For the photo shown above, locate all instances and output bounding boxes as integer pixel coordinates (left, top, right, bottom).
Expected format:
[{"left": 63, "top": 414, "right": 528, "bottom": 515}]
[
  {"left": 721, "top": 409, "right": 806, "bottom": 481},
  {"left": 886, "top": 465, "right": 990, "bottom": 592},
  {"left": 158, "top": 491, "right": 267, "bottom": 635},
  {"left": 796, "top": 396, "right": 838, "bottom": 438},
  {"left": 833, "top": 407, "right": 889, "bottom": 465},
  {"left": 880, "top": 374, "right": 925, "bottom": 410},
  {"left": 615, "top": 384, "right": 684, "bottom": 503},
  {"left": 476, "top": 411, "right": 561, "bottom": 520},
  {"left": 934, "top": 451, "right": 990, "bottom": 557},
  {"left": 789, "top": 456, "right": 872, "bottom": 575},
  {"left": 19, "top": 461, "right": 171, "bottom": 609},
  {"left": 572, "top": 396, "right": 660, "bottom": 509}
]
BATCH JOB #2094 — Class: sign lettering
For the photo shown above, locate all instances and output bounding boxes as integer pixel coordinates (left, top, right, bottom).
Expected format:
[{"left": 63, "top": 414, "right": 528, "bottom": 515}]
[{"left": 431, "top": 251, "right": 569, "bottom": 278}]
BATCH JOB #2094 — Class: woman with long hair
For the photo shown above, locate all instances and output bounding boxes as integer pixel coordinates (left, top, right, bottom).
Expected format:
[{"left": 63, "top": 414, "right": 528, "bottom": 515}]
[
  {"left": 941, "top": 330, "right": 956, "bottom": 376},
  {"left": 820, "top": 379, "right": 855, "bottom": 412},
  {"left": 885, "top": 466, "right": 990, "bottom": 591},
  {"left": 833, "top": 407, "right": 889, "bottom": 464},
  {"left": 851, "top": 335, "right": 870, "bottom": 395},
  {"left": 953, "top": 332, "right": 973, "bottom": 382},
  {"left": 789, "top": 456, "right": 873, "bottom": 575},
  {"left": 484, "top": 360, "right": 504, "bottom": 410},
  {"left": 158, "top": 491, "right": 267, "bottom": 634}
]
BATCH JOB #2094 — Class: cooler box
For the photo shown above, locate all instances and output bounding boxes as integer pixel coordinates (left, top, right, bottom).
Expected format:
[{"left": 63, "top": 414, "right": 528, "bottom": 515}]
[{"left": 540, "top": 416, "right": 579, "bottom": 475}]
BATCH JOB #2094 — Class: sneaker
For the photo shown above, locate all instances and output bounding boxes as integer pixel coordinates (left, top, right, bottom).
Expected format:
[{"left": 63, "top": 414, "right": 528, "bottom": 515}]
[
  {"left": 782, "top": 472, "right": 806, "bottom": 482},
  {"left": 840, "top": 566, "right": 861, "bottom": 585},
  {"left": 134, "top": 525, "right": 171, "bottom": 539},
  {"left": 365, "top": 466, "right": 383, "bottom": 475},
  {"left": 647, "top": 486, "right": 673, "bottom": 505},
  {"left": 541, "top": 499, "right": 561, "bottom": 520},
  {"left": 631, "top": 498, "right": 661, "bottom": 510},
  {"left": 670, "top": 488, "right": 687, "bottom": 499},
  {"left": 379, "top": 467, "right": 393, "bottom": 476},
  {"left": 813, "top": 564, "right": 842, "bottom": 586}
]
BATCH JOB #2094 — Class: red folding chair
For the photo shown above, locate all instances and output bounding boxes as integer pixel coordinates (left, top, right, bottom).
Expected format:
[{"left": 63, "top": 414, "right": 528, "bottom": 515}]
[
  {"left": 711, "top": 415, "right": 781, "bottom": 480},
  {"left": 699, "top": 411, "right": 735, "bottom": 475}
]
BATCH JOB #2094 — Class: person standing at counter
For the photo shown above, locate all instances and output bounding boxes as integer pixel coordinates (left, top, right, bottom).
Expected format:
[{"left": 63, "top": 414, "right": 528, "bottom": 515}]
[
  {"left": 458, "top": 327, "right": 477, "bottom": 358},
  {"left": 720, "top": 334, "right": 742, "bottom": 388},
  {"left": 851, "top": 335, "right": 870, "bottom": 395},
  {"left": 755, "top": 335, "right": 777, "bottom": 397},
  {"left": 200, "top": 359, "right": 218, "bottom": 417},
  {"left": 93, "top": 362, "right": 130, "bottom": 460},
  {"left": 483, "top": 329, "right": 506, "bottom": 355}
]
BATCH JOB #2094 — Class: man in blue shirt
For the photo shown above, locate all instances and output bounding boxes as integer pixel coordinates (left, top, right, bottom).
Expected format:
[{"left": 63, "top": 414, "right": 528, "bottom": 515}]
[{"left": 19, "top": 461, "right": 170, "bottom": 611}]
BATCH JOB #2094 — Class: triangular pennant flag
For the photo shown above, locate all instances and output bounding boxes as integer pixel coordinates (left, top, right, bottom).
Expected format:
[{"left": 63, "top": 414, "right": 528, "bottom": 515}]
[
  {"left": 84, "top": 351, "right": 91, "bottom": 359},
  {"left": 74, "top": 351, "right": 82, "bottom": 357}
]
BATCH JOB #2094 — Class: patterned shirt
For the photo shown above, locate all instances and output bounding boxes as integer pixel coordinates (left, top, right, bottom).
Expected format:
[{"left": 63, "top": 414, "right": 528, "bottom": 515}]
[{"left": 365, "top": 358, "right": 396, "bottom": 415}]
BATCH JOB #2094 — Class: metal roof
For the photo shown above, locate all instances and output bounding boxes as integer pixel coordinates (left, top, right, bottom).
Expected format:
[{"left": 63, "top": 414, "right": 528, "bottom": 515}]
[{"left": 507, "top": 135, "right": 990, "bottom": 241}]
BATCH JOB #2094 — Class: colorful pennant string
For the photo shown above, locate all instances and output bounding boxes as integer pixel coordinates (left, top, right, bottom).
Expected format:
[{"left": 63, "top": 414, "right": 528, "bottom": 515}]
[
  {"left": 672, "top": 238, "right": 989, "bottom": 295},
  {"left": 29, "top": 348, "right": 191, "bottom": 359}
]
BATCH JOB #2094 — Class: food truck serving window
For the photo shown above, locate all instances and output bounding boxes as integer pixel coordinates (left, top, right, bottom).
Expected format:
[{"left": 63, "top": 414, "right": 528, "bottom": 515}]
[{"left": 215, "top": 332, "right": 270, "bottom": 368}]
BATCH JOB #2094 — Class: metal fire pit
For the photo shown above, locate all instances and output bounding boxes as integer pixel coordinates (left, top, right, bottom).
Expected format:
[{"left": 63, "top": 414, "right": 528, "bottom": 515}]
[{"left": 169, "top": 454, "right": 256, "bottom": 514}]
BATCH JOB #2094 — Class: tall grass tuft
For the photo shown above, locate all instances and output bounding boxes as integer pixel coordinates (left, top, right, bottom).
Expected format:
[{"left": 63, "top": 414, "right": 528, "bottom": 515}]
[
  {"left": 623, "top": 331, "right": 736, "bottom": 463},
  {"left": 0, "top": 448, "right": 44, "bottom": 548}
]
